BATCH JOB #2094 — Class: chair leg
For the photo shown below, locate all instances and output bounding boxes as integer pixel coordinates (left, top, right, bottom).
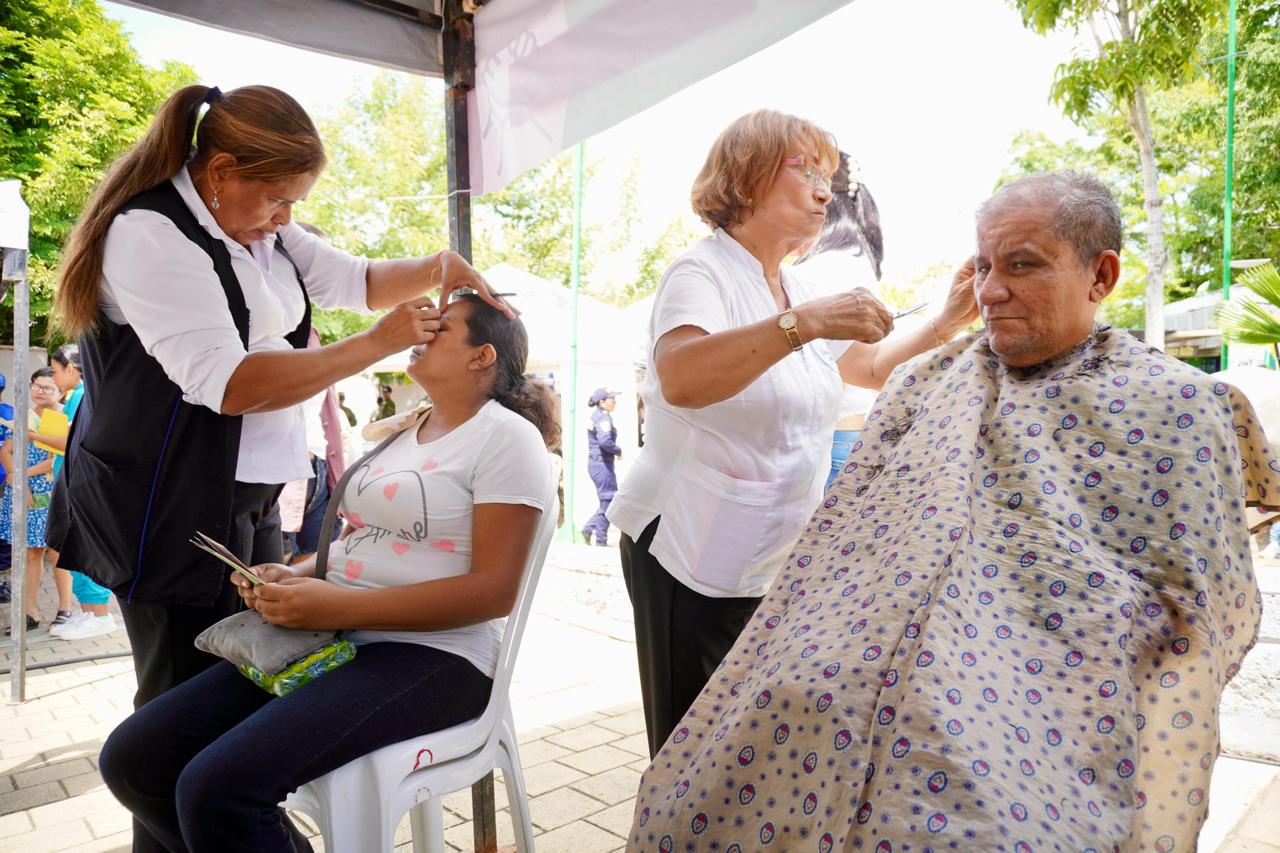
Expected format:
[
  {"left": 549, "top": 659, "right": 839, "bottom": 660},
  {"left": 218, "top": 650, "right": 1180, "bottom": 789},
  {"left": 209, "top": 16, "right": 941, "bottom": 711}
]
[
  {"left": 309, "top": 775, "right": 389, "bottom": 853},
  {"left": 410, "top": 798, "right": 446, "bottom": 853},
  {"left": 497, "top": 724, "right": 535, "bottom": 853}
]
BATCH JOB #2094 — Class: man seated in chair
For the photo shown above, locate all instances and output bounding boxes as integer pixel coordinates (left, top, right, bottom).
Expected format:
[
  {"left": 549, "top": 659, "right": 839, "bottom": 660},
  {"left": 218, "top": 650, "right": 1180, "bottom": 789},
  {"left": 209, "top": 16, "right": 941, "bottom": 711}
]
[{"left": 628, "top": 172, "right": 1278, "bottom": 852}]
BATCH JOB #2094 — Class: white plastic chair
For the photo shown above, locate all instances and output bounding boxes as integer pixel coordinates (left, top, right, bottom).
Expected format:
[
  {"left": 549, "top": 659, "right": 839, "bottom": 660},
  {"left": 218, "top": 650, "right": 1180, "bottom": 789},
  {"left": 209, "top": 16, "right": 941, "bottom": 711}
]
[{"left": 284, "top": 455, "right": 561, "bottom": 853}]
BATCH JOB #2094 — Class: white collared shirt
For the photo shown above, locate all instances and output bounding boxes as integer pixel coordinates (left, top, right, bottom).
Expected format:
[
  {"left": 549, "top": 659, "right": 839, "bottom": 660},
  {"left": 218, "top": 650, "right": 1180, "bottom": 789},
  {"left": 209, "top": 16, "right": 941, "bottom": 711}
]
[
  {"left": 607, "top": 228, "right": 843, "bottom": 598},
  {"left": 100, "top": 166, "right": 371, "bottom": 484}
]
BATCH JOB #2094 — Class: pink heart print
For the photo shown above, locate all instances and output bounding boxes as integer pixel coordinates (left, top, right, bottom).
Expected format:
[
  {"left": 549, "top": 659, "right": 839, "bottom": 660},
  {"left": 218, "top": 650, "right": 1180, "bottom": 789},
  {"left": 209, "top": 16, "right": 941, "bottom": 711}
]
[
  {"left": 383, "top": 483, "right": 399, "bottom": 501},
  {"left": 345, "top": 511, "right": 365, "bottom": 530},
  {"left": 429, "top": 540, "right": 456, "bottom": 553},
  {"left": 391, "top": 541, "right": 410, "bottom": 557},
  {"left": 344, "top": 560, "right": 364, "bottom": 581},
  {"left": 420, "top": 459, "right": 438, "bottom": 472}
]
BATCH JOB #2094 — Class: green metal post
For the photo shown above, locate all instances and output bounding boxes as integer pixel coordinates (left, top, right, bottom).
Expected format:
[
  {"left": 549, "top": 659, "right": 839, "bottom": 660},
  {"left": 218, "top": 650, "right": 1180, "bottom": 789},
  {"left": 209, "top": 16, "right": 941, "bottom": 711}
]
[
  {"left": 1221, "top": 0, "right": 1237, "bottom": 369},
  {"left": 559, "top": 142, "right": 585, "bottom": 541}
]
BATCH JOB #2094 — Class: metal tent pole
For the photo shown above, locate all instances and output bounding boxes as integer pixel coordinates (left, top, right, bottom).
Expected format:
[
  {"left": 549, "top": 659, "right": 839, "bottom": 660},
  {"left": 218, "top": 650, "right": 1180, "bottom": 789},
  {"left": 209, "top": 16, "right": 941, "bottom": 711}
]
[
  {"left": 4, "top": 246, "right": 30, "bottom": 703},
  {"left": 561, "top": 142, "right": 585, "bottom": 541},
  {"left": 440, "top": 4, "right": 497, "bottom": 849}
]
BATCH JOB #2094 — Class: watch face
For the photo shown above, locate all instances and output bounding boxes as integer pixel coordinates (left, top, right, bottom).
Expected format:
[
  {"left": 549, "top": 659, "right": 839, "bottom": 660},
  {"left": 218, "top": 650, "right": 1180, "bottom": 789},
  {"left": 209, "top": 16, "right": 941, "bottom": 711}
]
[{"left": 779, "top": 312, "right": 797, "bottom": 330}]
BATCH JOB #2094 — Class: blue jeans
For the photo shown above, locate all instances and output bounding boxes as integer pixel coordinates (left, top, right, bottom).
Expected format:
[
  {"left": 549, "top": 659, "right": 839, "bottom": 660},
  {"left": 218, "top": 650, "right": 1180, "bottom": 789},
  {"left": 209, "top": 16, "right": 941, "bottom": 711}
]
[
  {"left": 100, "top": 642, "right": 492, "bottom": 853},
  {"left": 827, "top": 429, "right": 862, "bottom": 490},
  {"left": 285, "top": 458, "right": 341, "bottom": 559},
  {"left": 1272, "top": 523, "right": 1280, "bottom": 547}
]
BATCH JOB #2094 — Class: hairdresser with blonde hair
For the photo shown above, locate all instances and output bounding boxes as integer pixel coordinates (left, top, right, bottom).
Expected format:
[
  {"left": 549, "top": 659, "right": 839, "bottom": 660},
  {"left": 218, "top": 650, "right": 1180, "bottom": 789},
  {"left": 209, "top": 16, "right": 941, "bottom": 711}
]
[
  {"left": 609, "top": 110, "right": 898, "bottom": 757},
  {"left": 47, "top": 84, "right": 509, "bottom": 721}
]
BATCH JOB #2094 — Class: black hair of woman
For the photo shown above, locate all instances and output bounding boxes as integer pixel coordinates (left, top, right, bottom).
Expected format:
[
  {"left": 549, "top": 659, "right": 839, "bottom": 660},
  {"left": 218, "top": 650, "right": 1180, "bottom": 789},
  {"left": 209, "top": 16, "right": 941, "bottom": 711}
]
[
  {"left": 454, "top": 294, "right": 561, "bottom": 452},
  {"left": 796, "top": 151, "right": 885, "bottom": 279},
  {"left": 50, "top": 345, "right": 81, "bottom": 370},
  {"left": 32, "top": 366, "right": 55, "bottom": 383}
]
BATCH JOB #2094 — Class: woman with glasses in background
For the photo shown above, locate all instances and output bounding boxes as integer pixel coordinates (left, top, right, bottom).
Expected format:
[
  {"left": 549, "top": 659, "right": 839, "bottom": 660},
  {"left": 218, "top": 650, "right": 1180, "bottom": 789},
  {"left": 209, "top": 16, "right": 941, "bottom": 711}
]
[
  {"left": 1, "top": 368, "right": 69, "bottom": 633},
  {"left": 608, "top": 110, "right": 898, "bottom": 756}
]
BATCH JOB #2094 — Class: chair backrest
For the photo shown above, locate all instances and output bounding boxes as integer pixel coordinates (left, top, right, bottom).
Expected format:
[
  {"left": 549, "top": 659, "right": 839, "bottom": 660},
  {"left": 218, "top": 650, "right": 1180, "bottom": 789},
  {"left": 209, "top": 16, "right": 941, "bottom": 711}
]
[{"left": 479, "top": 453, "right": 561, "bottom": 724}]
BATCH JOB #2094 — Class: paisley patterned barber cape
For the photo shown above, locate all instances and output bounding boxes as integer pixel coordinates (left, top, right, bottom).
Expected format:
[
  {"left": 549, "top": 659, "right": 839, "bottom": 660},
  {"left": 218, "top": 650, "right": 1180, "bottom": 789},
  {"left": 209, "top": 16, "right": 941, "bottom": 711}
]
[{"left": 630, "top": 327, "right": 1279, "bottom": 853}]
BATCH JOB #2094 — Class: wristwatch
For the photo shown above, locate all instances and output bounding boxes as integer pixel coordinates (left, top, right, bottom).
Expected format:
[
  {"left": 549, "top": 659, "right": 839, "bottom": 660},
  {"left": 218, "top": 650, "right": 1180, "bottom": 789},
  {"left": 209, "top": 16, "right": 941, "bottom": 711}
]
[{"left": 777, "top": 310, "right": 803, "bottom": 352}]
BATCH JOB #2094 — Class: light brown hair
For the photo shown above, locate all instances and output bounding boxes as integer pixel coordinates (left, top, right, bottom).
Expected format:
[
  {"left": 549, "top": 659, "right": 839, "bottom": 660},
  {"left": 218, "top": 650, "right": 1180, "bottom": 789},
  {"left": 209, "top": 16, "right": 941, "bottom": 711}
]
[
  {"left": 690, "top": 110, "right": 838, "bottom": 231},
  {"left": 55, "top": 85, "right": 326, "bottom": 337}
]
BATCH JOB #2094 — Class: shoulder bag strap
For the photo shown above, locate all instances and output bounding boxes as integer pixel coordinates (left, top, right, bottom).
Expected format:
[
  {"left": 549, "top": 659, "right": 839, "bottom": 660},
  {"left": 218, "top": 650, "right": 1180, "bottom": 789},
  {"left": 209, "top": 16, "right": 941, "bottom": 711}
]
[{"left": 313, "top": 425, "right": 407, "bottom": 580}]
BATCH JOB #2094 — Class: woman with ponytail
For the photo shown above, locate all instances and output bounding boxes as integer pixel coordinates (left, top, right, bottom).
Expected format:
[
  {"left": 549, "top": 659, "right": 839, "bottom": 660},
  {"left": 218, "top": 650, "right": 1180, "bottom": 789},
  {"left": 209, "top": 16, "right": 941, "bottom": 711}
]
[
  {"left": 47, "top": 84, "right": 513, "bottom": 722},
  {"left": 793, "top": 150, "right": 978, "bottom": 488},
  {"left": 100, "top": 294, "right": 557, "bottom": 853}
]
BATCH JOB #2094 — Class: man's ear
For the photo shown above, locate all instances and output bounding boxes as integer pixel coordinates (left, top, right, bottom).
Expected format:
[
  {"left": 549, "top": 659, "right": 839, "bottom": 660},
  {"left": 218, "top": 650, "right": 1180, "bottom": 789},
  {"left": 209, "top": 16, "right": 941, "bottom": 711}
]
[{"left": 1089, "top": 250, "right": 1120, "bottom": 304}]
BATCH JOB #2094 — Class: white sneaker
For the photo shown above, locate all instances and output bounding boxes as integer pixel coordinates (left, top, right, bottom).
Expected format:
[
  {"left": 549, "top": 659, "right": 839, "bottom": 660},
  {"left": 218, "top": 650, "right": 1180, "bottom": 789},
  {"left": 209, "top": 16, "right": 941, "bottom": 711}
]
[
  {"left": 1261, "top": 542, "right": 1280, "bottom": 560},
  {"left": 49, "top": 610, "right": 92, "bottom": 637},
  {"left": 55, "top": 613, "right": 118, "bottom": 641}
]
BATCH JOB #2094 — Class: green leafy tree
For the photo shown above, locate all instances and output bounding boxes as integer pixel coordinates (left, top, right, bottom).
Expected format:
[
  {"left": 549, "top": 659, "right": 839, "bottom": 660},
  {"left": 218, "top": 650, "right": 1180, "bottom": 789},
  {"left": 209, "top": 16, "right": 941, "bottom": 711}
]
[
  {"left": 1013, "top": 0, "right": 1225, "bottom": 350},
  {"left": 608, "top": 216, "right": 700, "bottom": 305},
  {"left": 479, "top": 149, "right": 599, "bottom": 288},
  {"left": 0, "top": 0, "right": 195, "bottom": 344},
  {"left": 300, "top": 72, "right": 613, "bottom": 339},
  {"left": 300, "top": 74, "right": 451, "bottom": 342}
]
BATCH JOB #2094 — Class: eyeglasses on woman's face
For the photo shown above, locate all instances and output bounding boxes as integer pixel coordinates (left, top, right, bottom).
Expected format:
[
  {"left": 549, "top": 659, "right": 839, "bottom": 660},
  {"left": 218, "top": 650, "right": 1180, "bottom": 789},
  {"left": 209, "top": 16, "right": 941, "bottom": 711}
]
[
  {"left": 31, "top": 382, "right": 60, "bottom": 395},
  {"left": 782, "top": 156, "right": 832, "bottom": 190}
]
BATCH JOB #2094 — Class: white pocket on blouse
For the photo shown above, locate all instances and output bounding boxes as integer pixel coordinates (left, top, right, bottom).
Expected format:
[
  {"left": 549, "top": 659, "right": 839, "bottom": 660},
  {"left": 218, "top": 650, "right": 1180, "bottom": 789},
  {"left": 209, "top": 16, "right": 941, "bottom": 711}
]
[{"left": 676, "top": 460, "right": 787, "bottom": 594}]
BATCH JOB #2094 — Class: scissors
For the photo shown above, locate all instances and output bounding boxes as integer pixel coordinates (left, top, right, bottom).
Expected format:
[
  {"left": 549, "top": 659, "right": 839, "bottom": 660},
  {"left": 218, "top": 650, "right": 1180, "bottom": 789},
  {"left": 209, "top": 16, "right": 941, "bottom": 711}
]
[{"left": 892, "top": 302, "right": 928, "bottom": 320}]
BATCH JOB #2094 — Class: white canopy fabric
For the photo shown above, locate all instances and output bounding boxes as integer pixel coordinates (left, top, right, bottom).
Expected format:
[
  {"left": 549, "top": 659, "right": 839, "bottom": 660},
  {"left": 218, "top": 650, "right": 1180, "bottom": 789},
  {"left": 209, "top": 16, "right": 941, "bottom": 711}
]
[
  {"left": 0, "top": 181, "right": 29, "bottom": 251},
  {"left": 110, "top": 0, "right": 852, "bottom": 194},
  {"left": 466, "top": 0, "right": 851, "bottom": 194}
]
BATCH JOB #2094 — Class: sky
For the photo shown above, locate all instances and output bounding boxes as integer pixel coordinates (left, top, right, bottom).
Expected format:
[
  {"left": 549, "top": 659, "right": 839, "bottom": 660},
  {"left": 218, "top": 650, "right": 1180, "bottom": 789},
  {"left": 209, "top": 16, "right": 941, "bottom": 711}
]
[{"left": 103, "top": 0, "right": 1089, "bottom": 285}]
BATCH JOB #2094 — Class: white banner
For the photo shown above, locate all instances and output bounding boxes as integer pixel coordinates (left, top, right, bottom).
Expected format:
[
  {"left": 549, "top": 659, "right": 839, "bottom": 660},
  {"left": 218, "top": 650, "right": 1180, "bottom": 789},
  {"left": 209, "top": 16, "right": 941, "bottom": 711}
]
[{"left": 468, "top": 0, "right": 852, "bottom": 195}]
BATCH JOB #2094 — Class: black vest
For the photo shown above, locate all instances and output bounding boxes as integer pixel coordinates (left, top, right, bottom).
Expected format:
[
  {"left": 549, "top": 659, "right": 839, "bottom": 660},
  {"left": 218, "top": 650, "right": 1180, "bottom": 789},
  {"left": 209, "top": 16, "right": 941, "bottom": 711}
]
[{"left": 47, "top": 181, "right": 310, "bottom": 605}]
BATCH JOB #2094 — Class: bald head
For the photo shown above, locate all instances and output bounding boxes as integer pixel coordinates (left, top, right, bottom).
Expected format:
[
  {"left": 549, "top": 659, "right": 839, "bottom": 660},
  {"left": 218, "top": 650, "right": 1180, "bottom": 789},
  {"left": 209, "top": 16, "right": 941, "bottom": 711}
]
[{"left": 978, "top": 172, "right": 1122, "bottom": 269}]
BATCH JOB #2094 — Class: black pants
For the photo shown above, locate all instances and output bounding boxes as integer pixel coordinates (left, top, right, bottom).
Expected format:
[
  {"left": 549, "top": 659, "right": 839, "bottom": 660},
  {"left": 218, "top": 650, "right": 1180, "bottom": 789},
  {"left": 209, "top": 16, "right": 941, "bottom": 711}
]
[
  {"left": 118, "top": 481, "right": 285, "bottom": 711},
  {"left": 100, "top": 643, "right": 492, "bottom": 853},
  {"left": 620, "top": 516, "right": 762, "bottom": 758}
]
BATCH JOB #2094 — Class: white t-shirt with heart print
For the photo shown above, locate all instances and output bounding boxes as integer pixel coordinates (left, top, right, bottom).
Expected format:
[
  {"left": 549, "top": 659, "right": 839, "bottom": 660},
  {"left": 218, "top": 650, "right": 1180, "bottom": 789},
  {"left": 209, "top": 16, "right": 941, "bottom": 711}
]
[{"left": 329, "top": 399, "right": 551, "bottom": 678}]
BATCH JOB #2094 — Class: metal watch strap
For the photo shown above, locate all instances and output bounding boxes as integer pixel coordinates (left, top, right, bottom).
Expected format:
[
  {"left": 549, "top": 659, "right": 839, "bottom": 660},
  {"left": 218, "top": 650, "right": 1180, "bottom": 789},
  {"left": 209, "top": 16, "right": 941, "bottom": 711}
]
[{"left": 779, "top": 312, "right": 803, "bottom": 352}]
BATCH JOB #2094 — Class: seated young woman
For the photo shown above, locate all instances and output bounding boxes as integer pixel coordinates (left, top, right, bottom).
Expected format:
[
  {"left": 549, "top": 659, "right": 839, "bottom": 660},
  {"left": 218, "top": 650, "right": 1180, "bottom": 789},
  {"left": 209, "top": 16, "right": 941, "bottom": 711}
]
[{"left": 99, "top": 294, "right": 559, "bottom": 852}]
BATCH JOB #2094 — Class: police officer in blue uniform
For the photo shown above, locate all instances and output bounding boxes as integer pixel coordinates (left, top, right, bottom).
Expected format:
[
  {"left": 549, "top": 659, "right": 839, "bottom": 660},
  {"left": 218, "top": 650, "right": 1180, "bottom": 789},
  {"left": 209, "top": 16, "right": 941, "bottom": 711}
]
[{"left": 582, "top": 388, "right": 622, "bottom": 546}]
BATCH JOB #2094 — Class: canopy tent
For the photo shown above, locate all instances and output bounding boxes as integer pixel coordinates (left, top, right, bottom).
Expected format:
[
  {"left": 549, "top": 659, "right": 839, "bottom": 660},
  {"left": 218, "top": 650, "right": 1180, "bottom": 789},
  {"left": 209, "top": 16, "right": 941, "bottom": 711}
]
[
  {"left": 113, "top": 0, "right": 853, "bottom": 195},
  {"left": 13, "top": 0, "right": 860, "bottom": 835}
]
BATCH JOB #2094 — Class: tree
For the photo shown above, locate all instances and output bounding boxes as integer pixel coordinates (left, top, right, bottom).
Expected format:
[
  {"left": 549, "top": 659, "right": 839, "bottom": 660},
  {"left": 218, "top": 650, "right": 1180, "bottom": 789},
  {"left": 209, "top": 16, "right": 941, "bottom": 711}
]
[
  {"left": 301, "top": 72, "right": 615, "bottom": 340},
  {"left": 478, "top": 149, "right": 600, "bottom": 288},
  {"left": 1014, "top": 0, "right": 1225, "bottom": 350},
  {"left": 606, "top": 216, "right": 700, "bottom": 305},
  {"left": 0, "top": 0, "right": 195, "bottom": 344}
]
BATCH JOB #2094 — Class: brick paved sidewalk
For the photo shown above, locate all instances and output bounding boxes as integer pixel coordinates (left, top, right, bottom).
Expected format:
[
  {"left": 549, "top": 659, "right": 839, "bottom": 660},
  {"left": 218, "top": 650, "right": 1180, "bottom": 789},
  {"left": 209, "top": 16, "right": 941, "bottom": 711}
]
[{"left": 2, "top": 544, "right": 1279, "bottom": 851}]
